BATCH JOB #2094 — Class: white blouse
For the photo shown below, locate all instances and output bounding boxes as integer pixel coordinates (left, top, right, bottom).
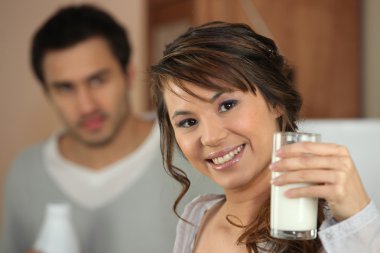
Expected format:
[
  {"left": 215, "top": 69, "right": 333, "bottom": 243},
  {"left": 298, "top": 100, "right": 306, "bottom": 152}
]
[{"left": 174, "top": 194, "right": 380, "bottom": 253}]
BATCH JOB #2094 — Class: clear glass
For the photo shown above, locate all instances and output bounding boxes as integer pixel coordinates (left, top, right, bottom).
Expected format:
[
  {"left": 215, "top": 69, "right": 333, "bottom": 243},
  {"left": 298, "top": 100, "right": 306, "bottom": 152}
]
[{"left": 270, "top": 132, "right": 321, "bottom": 240}]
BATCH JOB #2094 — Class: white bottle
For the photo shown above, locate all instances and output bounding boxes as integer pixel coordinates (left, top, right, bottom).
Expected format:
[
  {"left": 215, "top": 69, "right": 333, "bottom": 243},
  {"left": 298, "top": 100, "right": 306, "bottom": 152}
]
[{"left": 33, "top": 203, "right": 80, "bottom": 253}]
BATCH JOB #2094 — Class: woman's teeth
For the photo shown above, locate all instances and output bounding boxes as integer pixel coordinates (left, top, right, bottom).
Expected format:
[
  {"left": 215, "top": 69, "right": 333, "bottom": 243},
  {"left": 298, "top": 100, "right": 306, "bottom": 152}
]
[{"left": 212, "top": 145, "right": 242, "bottom": 165}]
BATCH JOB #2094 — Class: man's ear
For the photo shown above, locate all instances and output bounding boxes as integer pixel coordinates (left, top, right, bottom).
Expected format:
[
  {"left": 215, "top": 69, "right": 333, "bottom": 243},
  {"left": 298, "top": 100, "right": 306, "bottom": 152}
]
[
  {"left": 125, "top": 63, "right": 136, "bottom": 88},
  {"left": 42, "top": 83, "right": 53, "bottom": 100}
]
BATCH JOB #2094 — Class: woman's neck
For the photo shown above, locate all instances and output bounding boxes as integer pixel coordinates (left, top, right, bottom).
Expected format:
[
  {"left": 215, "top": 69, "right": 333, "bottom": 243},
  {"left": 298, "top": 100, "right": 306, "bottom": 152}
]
[{"left": 221, "top": 167, "right": 271, "bottom": 226}]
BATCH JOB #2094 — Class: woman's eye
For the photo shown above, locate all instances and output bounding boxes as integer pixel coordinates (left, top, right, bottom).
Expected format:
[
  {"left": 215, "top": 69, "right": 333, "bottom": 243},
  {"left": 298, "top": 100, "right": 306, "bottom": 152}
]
[
  {"left": 219, "top": 100, "right": 237, "bottom": 112},
  {"left": 177, "top": 118, "right": 198, "bottom": 128}
]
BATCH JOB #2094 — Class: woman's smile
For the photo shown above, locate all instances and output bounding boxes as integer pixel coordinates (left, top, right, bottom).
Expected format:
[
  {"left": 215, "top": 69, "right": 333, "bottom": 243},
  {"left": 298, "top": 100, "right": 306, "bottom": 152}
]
[{"left": 206, "top": 144, "right": 245, "bottom": 170}]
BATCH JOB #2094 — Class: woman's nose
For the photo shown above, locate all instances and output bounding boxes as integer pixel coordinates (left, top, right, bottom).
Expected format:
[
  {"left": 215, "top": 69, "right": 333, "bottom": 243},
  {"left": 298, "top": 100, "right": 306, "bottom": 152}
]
[{"left": 200, "top": 117, "right": 228, "bottom": 147}]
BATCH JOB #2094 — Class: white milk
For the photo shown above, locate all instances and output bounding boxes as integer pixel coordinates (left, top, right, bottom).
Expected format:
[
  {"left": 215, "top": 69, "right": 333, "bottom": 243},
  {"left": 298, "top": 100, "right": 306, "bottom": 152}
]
[{"left": 270, "top": 180, "right": 318, "bottom": 231}]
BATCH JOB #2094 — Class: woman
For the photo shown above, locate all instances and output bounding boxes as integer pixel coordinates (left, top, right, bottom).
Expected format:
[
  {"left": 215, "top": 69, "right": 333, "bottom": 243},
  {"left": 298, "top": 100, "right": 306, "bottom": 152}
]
[{"left": 150, "top": 21, "right": 379, "bottom": 253}]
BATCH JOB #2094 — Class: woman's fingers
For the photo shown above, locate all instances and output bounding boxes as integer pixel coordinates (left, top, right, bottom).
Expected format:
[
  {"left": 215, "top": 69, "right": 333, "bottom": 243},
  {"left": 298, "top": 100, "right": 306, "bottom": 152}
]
[
  {"left": 271, "top": 169, "right": 344, "bottom": 186},
  {"left": 282, "top": 182, "right": 369, "bottom": 221},
  {"left": 276, "top": 142, "right": 350, "bottom": 158},
  {"left": 282, "top": 183, "right": 341, "bottom": 199},
  {"left": 270, "top": 142, "right": 371, "bottom": 221},
  {"left": 270, "top": 155, "right": 352, "bottom": 173}
]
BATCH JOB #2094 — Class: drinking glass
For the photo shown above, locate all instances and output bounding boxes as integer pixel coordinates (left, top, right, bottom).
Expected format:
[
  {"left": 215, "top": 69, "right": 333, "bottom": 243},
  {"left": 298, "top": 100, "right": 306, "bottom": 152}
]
[{"left": 270, "top": 132, "right": 321, "bottom": 240}]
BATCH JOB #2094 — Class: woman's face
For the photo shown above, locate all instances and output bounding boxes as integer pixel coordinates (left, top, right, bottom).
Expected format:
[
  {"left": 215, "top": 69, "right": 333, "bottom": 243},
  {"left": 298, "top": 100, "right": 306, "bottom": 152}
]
[{"left": 164, "top": 80, "right": 281, "bottom": 191}]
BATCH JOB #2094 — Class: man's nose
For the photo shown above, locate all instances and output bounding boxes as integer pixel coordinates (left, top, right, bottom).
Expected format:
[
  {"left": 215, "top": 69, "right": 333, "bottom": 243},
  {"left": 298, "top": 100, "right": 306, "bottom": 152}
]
[
  {"left": 76, "top": 87, "right": 97, "bottom": 114},
  {"left": 200, "top": 117, "right": 228, "bottom": 147}
]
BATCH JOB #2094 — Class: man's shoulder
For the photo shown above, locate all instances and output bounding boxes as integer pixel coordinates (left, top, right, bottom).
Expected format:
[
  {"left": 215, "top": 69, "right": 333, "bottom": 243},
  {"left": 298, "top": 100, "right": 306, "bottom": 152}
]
[
  {"left": 3, "top": 138, "right": 53, "bottom": 207},
  {"left": 7, "top": 138, "right": 50, "bottom": 178},
  {"left": 13, "top": 140, "right": 47, "bottom": 164}
]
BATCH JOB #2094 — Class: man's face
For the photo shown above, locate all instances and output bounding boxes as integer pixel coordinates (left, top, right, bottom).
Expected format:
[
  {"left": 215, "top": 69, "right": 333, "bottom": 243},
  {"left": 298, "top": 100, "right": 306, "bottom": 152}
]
[{"left": 42, "top": 37, "right": 130, "bottom": 146}]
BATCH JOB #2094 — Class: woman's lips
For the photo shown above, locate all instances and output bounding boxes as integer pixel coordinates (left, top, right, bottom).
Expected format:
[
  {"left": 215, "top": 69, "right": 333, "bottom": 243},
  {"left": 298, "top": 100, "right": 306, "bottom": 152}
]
[{"left": 207, "top": 144, "right": 245, "bottom": 171}]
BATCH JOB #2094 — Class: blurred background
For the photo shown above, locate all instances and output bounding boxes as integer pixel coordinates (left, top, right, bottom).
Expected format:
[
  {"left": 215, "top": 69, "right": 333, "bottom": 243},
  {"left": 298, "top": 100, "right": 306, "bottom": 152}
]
[{"left": 0, "top": 0, "right": 379, "bottom": 215}]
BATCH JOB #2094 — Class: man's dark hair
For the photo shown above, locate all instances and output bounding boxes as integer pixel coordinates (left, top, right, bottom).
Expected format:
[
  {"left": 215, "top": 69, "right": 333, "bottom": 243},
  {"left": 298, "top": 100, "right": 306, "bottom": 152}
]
[{"left": 31, "top": 4, "right": 131, "bottom": 88}]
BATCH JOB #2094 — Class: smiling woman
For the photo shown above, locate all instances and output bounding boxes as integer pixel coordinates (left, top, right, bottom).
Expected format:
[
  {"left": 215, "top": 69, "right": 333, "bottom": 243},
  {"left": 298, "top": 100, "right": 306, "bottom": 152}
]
[
  {"left": 163, "top": 82, "right": 279, "bottom": 192},
  {"left": 150, "top": 21, "right": 380, "bottom": 253}
]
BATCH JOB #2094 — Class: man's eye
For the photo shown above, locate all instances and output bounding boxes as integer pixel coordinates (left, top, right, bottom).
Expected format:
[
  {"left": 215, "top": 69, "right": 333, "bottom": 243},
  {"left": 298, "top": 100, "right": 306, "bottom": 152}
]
[
  {"left": 177, "top": 118, "right": 198, "bottom": 128},
  {"left": 55, "top": 84, "right": 73, "bottom": 93},
  {"left": 89, "top": 77, "right": 105, "bottom": 87},
  {"left": 220, "top": 100, "right": 237, "bottom": 112}
]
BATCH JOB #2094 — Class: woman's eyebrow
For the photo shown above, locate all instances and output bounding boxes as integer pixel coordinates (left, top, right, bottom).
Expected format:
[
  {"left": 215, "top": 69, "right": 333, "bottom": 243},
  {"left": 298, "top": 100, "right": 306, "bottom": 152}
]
[
  {"left": 208, "top": 91, "right": 224, "bottom": 102},
  {"left": 170, "top": 91, "right": 225, "bottom": 120},
  {"left": 171, "top": 110, "right": 191, "bottom": 120}
]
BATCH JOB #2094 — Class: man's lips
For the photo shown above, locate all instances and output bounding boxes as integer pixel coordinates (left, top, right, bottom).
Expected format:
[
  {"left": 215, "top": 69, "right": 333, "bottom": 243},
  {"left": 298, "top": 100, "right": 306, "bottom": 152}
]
[{"left": 80, "top": 115, "right": 105, "bottom": 131}]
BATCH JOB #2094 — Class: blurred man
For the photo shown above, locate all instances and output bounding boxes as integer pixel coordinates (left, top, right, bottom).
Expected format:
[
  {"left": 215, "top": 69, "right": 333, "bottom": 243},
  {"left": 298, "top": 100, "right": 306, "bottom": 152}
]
[{"left": 0, "top": 4, "right": 213, "bottom": 253}]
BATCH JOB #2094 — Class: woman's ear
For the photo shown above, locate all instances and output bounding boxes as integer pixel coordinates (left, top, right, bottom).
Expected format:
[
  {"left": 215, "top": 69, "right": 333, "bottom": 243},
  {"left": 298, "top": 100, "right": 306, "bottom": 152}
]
[{"left": 272, "top": 105, "right": 283, "bottom": 119}]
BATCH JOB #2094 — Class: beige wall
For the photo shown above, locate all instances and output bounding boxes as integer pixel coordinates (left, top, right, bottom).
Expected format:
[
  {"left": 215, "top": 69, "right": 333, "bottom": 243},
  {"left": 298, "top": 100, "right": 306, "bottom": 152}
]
[
  {"left": 363, "top": 0, "right": 380, "bottom": 117},
  {"left": 0, "top": 0, "right": 147, "bottom": 203}
]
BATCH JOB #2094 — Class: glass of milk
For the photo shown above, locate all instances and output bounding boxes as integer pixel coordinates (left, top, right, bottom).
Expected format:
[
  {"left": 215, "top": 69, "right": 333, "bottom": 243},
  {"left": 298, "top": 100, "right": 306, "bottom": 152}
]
[{"left": 270, "top": 132, "right": 320, "bottom": 240}]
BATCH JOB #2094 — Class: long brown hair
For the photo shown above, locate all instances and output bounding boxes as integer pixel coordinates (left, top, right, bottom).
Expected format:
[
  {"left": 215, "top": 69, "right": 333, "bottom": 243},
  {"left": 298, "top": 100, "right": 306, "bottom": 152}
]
[{"left": 151, "top": 21, "right": 323, "bottom": 252}]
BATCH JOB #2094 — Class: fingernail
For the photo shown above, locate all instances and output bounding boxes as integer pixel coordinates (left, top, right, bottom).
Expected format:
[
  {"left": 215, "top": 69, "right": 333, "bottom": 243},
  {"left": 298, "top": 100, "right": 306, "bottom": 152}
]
[
  {"left": 270, "top": 178, "right": 279, "bottom": 185},
  {"left": 284, "top": 189, "right": 293, "bottom": 197},
  {"left": 269, "top": 162, "right": 280, "bottom": 171},
  {"left": 276, "top": 149, "right": 284, "bottom": 156}
]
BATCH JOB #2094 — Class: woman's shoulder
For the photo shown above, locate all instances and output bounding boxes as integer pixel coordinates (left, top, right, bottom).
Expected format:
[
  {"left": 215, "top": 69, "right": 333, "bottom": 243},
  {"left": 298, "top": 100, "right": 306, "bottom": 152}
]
[
  {"left": 174, "top": 194, "right": 225, "bottom": 252},
  {"left": 181, "top": 194, "right": 225, "bottom": 224}
]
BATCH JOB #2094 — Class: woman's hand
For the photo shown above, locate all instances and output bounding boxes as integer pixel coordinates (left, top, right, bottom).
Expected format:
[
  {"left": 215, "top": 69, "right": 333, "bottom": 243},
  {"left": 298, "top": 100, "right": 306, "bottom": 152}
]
[{"left": 270, "top": 142, "right": 371, "bottom": 221}]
